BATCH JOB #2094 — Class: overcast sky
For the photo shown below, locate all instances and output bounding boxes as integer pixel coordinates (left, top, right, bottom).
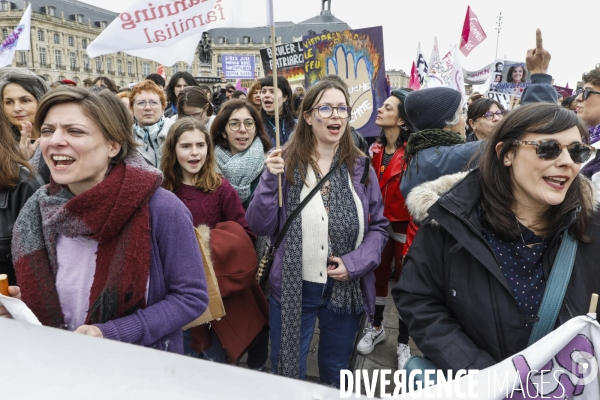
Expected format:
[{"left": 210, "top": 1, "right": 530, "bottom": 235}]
[{"left": 81, "top": 0, "right": 600, "bottom": 88}]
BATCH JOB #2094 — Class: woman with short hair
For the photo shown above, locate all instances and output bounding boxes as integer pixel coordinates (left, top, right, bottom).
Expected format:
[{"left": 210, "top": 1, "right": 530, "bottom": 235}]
[
  {"left": 5, "top": 87, "right": 208, "bottom": 353},
  {"left": 246, "top": 79, "right": 387, "bottom": 386},
  {"left": 466, "top": 98, "right": 506, "bottom": 142},
  {"left": 129, "top": 80, "right": 174, "bottom": 167},
  {"left": 394, "top": 103, "right": 599, "bottom": 372}
]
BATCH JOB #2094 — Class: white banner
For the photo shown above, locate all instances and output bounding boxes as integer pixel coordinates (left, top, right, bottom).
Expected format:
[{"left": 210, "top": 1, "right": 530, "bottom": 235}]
[
  {"left": 0, "top": 4, "right": 31, "bottom": 67},
  {"left": 87, "top": 0, "right": 273, "bottom": 66},
  {"left": 428, "top": 37, "right": 439, "bottom": 72},
  {"left": 404, "top": 315, "right": 600, "bottom": 399},
  {"left": 423, "top": 44, "right": 465, "bottom": 103},
  {"left": 415, "top": 42, "right": 428, "bottom": 87},
  {"left": 463, "top": 63, "right": 493, "bottom": 85}
]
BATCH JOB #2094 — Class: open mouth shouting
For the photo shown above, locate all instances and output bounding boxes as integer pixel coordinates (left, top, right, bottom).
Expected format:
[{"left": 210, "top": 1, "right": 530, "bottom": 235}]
[
  {"left": 187, "top": 159, "right": 201, "bottom": 168},
  {"left": 51, "top": 154, "right": 75, "bottom": 170},
  {"left": 327, "top": 123, "right": 341, "bottom": 135},
  {"left": 543, "top": 175, "right": 569, "bottom": 190}
]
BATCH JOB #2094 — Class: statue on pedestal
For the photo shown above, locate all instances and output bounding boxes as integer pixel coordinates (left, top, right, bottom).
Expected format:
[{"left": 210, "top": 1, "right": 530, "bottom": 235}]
[{"left": 199, "top": 32, "right": 212, "bottom": 64}]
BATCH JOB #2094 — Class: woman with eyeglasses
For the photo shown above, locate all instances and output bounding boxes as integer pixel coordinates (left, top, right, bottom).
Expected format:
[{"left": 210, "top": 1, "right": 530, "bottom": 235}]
[
  {"left": 466, "top": 98, "right": 506, "bottom": 142},
  {"left": 211, "top": 100, "right": 271, "bottom": 209},
  {"left": 129, "top": 80, "right": 174, "bottom": 167},
  {"left": 356, "top": 88, "right": 414, "bottom": 368},
  {"left": 246, "top": 79, "right": 388, "bottom": 387},
  {"left": 393, "top": 103, "right": 599, "bottom": 373},
  {"left": 174, "top": 87, "right": 215, "bottom": 130}
]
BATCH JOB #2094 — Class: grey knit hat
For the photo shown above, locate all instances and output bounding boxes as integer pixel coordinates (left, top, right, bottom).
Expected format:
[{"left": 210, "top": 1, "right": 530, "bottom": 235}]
[{"left": 404, "top": 87, "right": 462, "bottom": 130}]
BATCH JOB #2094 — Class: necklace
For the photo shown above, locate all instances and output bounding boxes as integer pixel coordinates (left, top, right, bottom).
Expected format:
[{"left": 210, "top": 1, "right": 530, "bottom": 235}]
[{"left": 514, "top": 216, "right": 544, "bottom": 249}]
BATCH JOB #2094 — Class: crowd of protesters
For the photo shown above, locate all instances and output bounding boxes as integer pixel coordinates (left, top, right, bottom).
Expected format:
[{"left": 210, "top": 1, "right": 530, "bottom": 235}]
[{"left": 1, "top": 27, "right": 600, "bottom": 391}]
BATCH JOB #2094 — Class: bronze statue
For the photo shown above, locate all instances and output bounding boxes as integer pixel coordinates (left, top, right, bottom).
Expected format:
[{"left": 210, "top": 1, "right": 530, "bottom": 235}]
[{"left": 199, "top": 32, "right": 212, "bottom": 64}]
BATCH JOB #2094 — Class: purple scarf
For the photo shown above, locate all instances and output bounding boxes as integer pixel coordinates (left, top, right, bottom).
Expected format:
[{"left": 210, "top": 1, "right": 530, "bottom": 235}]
[{"left": 580, "top": 124, "right": 600, "bottom": 179}]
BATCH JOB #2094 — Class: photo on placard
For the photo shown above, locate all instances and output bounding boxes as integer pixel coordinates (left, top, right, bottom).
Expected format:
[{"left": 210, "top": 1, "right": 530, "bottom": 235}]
[{"left": 490, "top": 59, "right": 530, "bottom": 97}]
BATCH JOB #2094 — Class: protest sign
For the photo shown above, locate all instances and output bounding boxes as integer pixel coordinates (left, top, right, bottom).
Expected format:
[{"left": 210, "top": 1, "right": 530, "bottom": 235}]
[
  {"left": 428, "top": 37, "right": 440, "bottom": 72},
  {"left": 222, "top": 54, "right": 255, "bottom": 79},
  {"left": 259, "top": 41, "right": 305, "bottom": 84},
  {"left": 415, "top": 42, "right": 428, "bottom": 87},
  {"left": 0, "top": 4, "right": 31, "bottom": 67},
  {"left": 488, "top": 59, "right": 531, "bottom": 97},
  {"left": 303, "top": 26, "right": 386, "bottom": 138},
  {"left": 87, "top": 0, "right": 273, "bottom": 66},
  {"left": 395, "top": 314, "right": 600, "bottom": 399},
  {"left": 463, "top": 63, "right": 493, "bottom": 85},
  {"left": 423, "top": 44, "right": 466, "bottom": 102}
]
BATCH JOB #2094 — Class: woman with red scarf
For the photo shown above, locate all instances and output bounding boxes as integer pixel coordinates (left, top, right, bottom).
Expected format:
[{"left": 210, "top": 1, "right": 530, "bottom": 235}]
[
  {"left": 356, "top": 89, "right": 414, "bottom": 370},
  {"left": 3, "top": 88, "right": 208, "bottom": 354}
]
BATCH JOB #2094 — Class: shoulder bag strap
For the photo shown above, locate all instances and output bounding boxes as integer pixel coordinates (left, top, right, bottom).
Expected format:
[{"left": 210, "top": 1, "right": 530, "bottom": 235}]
[
  {"left": 527, "top": 232, "right": 578, "bottom": 346},
  {"left": 271, "top": 162, "right": 342, "bottom": 251}
]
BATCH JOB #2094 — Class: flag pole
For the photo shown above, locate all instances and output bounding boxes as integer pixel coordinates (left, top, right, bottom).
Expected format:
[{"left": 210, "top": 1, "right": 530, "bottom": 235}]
[{"left": 268, "top": 2, "right": 282, "bottom": 207}]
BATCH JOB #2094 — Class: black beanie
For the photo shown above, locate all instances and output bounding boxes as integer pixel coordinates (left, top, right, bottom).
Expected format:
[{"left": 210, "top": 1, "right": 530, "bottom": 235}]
[{"left": 404, "top": 87, "right": 462, "bottom": 130}]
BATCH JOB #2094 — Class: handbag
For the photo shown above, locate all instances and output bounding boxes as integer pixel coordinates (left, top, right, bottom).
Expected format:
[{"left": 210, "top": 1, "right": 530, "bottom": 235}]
[
  {"left": 256, "top": 162, "right": 342, "bottom": 290},
  {"left": 183, "top": 226, "right": 226, "bottom": 329},
  {"left": 403, "top": 231, "right": 578, "bottom": 391}
]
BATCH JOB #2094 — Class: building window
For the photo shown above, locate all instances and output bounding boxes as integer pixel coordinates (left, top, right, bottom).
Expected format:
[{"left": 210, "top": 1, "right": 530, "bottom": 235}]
[
  {"left": 53, "top": 33, "right": 60, "bottom": 45},
  {"left": 172, "top": 63, "right": 178, "bottom": 74},
  {"left": 95, "top": 58, "right": 102, "bottom": 73},
  {"left": 186, "top": 63, "right": 192, "bottom": 74},
  {"left": 216, "top": 66, "right": 222, "bottom": 76},
  {"left": 19, "top": 51, "right": 26, "bottom": 64},
  {"left": 2, "top": 2, "right": 11, "bottom": 11},
  {"left": 243, "top": 36, "right": 250, "bottom": 44},
  {"left": 143, "top": 62, "right": 150, "bottom": 76},
  {"left": 75, "top": 14, "right": 83, "bottom": 24},
  {"left": 120, "top": 80, "right": 125, "bottom": 88},
  {"left": 83, "top": 55, "right": 89, "bottom": 70},
  {"left": 82, "top": 39, "right": 87, "bottom": 49},
  {"left": 117, "top": 59, "right": 123, "bottom": 74},
  {"left": 58, "top": 75, "right": 66, "bottom": 81},
  {"left": 38, "top": 30, "right": 44, "bottom": 42},
  {"left": 106, "top": 58, "right": 112, "bottom": 73},
  {"left": 48, "top": 6, "right": 55, "bottom": 16},
  {"left": 98, "top": 21, "right": 107, "bottom": 29},
  {"left": 1, "top": 29, "right": 8, "bottom": 41},
  {"left": 54, "top": 49, "right": 62, "bottom": 67},
  {"left": 39, "top": 48, "right": 47, "bottom": 65},
  {"left": 127, "top": 61, "right": 133, "bottom": 74},
  {"left": 217, "top": 36, "right": 224, "bottom": 44},
  {"left": 70, "top": 52, "right": 76, "bottom": 68},
  {"left": 68, "top": 36, "right": 74, "bottom": 47}
]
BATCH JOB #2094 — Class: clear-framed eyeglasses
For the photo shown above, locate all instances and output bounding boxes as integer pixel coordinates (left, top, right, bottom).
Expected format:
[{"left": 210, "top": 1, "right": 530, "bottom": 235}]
[
  {"left": 312, "top": 105, "right": 352, "bottom": 119},
  {"left": 228, "top": 119, "right": 255, "bottom": 131}
]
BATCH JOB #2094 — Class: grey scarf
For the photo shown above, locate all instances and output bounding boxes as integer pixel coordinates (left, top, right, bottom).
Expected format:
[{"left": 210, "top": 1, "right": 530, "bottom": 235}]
[
  {"left": 278, "top": 155, "right": 363, "bottom": 379},
  {"left": 133, "top": 117, "right": 165, "bottom": 167},
  {"left": 215, "top": 138, "right": 265, "bottom": 202}
]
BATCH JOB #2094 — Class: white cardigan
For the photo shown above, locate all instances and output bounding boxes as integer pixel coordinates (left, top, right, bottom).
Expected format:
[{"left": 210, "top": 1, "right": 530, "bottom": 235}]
[{"left": 300, "top": 164, "right": 364, "bottom": 283}]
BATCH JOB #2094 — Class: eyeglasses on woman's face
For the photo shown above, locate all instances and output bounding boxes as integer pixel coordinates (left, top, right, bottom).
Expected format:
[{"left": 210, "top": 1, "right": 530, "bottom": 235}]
[
  {"left": 480, "top": 110, "right": 506, "bottom": 120},
  {"left": 512, "top": 139, "right": 595, "bottom": 164},
  {"left": 228, "top": 119, "right": 255, "bottom": 131},
  {"left": 312, "top": 105, "right": 352, "bottom": 119},
  {"left": 134, "top": 100, "right": 161, "bottom": 109},
  {"left": 183, "top": 109, "right": 205, "bottom": 119}
]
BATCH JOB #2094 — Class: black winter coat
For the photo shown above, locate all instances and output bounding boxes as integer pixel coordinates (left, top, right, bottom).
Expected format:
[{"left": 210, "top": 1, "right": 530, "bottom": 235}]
[
  {"left": 0, "top": 167, "right": 44, "bottom": 285},
  {"left": 393, "top": 170, "right": 600, "bottom": 372}
]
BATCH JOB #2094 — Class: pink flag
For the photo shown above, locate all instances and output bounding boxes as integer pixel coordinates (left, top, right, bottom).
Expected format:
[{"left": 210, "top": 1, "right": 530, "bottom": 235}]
[
  {"left": 459, "top": 6, "right": 487, "bottom": 57},
  {"left": 409, "top": 61, "right": 420, "bottom": 90}
]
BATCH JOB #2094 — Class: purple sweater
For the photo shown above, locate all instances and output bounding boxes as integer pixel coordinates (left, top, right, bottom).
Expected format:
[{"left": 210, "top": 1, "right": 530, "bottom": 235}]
[
  {"left": 95, "top": 188, "right": 208, "bottom": 353},
  {"left": 246, "top": 157, "right": 388, "bottom": 321}
]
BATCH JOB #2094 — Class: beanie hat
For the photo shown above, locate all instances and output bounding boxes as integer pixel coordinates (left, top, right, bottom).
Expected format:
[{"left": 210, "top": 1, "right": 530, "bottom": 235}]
[{"left": 404, "top": 87, "right": 462, "bottom": 130}]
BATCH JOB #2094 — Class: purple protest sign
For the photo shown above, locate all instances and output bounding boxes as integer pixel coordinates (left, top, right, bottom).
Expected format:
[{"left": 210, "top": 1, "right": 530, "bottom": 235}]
[{"left": 222, "top": 54, "right": 255, "bottom": 79}]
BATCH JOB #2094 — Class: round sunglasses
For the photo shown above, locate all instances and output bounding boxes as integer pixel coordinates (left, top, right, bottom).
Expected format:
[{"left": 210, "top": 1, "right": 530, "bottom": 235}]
[{"left": 512, "top": 140, "right": 595, "bottom": 164}]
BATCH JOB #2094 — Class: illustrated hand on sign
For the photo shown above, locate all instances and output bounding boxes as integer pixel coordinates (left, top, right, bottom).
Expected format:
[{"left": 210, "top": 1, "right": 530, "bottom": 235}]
[{"left": 327, "top": 47, "right": 373, "bottom": 130}]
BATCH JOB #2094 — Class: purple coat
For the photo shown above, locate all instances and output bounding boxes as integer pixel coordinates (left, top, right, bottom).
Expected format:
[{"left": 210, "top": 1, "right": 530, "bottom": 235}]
[
  {"left": 97, "top": 188, "right": 208, "bottom": 353},
  {"left": 246, "top": 157, "right": 388, "bottom": 321}
]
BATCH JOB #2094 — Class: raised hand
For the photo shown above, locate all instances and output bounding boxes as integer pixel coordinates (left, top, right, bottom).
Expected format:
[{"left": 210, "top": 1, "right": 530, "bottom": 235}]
[
  {"left": 19, "top": 121, "right": 39, "bottom": 160},
  {"left": 526, "top": 29, "right": 551, "bottom": 75},
  {"left": 327, "top": 47, "right": 374, "bottom": 130}
]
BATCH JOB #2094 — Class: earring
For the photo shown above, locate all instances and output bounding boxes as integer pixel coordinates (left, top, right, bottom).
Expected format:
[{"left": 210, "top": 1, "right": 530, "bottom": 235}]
[
  {"left": 505, "top": 161, "right": 511, "bottom": 166},
  {"left": 401, "top": 125, "right": 408, "bottom": 131}
]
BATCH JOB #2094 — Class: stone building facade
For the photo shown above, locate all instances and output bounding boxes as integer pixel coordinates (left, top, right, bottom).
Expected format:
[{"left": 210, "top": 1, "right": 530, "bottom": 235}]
[{"left": 386, "top": 69, "right": 410, "bottom": 90}]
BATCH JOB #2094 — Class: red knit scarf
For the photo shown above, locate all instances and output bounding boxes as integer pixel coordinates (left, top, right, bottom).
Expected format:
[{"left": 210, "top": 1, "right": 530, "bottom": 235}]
[{"left": 12, "top": 154, "right": 162, "bottom": 328}]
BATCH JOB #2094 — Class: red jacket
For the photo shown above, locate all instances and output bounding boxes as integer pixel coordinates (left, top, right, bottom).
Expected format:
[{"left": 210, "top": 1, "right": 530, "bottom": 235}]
[{"left": 370, "top": 142, "right": 411, "bottom": 222}]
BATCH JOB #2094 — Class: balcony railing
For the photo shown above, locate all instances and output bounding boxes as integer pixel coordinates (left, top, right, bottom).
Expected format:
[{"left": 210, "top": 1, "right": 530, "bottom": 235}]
[
  {"left": 71, "top": 66, "right": 80, "bottom": 72},
  {"left": 57, "top": 65, "right": 67, "bottom": 70},
  {"left": 16, "top": 62, "right": 27, "bottom": 67}
]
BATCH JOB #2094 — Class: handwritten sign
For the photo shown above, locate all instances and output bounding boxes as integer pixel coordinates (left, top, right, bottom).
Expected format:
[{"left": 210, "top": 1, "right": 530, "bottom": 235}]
[{"left": 222, "top": 54, "right": 255, "bottom": 79}]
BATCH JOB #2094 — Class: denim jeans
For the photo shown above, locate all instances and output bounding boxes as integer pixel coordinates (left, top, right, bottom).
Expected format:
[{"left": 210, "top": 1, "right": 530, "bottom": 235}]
[{"left": 270, "top": 279, "right": 363, "bottom": 387}]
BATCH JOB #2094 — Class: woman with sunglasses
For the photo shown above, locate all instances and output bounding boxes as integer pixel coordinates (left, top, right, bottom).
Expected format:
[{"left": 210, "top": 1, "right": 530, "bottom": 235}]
[
  {"left": 393, "top": 103, "right": 598, "bottom": 373},
  {"left": 129, "top": 80, "right": 174, "bottom": 167},
  {"left": 466, "top": 98, "right": 506, "bottom": 142},
  {"left": 246, "top": 79, "right": 387, "bottom": 387},
  {"left": 211, "top": 100, "right": 271, "bottom": 209}
]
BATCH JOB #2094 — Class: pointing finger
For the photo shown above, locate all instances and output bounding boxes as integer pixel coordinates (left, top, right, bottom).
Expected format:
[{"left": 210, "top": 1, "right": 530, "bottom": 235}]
[{"left": 535, "top": 28, "right": 543, "bottom": 51}]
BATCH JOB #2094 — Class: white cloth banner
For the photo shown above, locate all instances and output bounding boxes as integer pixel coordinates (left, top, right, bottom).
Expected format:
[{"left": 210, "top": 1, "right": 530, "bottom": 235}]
[
  {"left": 428, "top": 36, "right": 439, "bottom": 72},
  {"left": 405, "top": 314, "right": 600, "bottom": 399},
  {"left": 463, "top": 62, "right": 493, "bottom": 85},
  {"left": 87, "top": 0, "right": 273, "bottom": 66},
  {"left": 0, "top": 4, "right": 31, "bottom": 67},
  {"left": 415, "top": 42, "right": 428, "bottom": 87},
  {"left": 424, "top": 44, "right": 465, "bottom": 103}
]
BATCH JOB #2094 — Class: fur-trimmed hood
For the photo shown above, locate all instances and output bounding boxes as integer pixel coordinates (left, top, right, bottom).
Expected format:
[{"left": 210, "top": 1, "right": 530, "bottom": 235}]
[
  {"left": 406, "top": 171, "right": 469, "bottom": 224},
  {"left": 405, "top": 170, "right": 598, "bottom": 225}
]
